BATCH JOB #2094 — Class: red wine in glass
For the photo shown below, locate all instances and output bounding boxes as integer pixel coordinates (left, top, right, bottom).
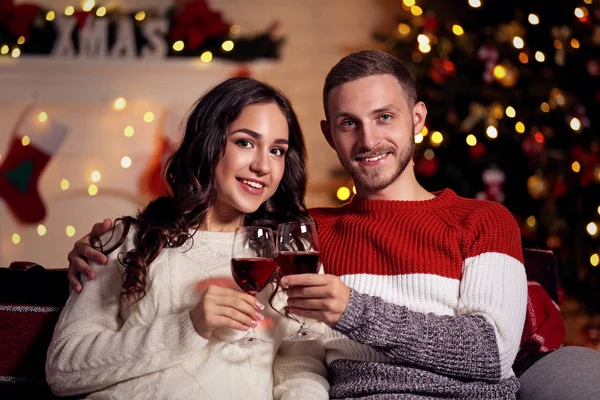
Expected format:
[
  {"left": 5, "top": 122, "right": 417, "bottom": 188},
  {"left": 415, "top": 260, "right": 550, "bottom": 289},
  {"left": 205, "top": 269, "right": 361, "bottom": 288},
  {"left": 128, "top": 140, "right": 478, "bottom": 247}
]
[
  {"left": 231, "top": 257, "right": 276, "bottom": 295},
  {"left": 276, "top": 221, "right": 323, "bottom": 341},
  {"left": 276, "top": 251, "right": 320, "bottom": 277},
  {"left": 230, "top": 226, "right": 276, "bottom": 346}
]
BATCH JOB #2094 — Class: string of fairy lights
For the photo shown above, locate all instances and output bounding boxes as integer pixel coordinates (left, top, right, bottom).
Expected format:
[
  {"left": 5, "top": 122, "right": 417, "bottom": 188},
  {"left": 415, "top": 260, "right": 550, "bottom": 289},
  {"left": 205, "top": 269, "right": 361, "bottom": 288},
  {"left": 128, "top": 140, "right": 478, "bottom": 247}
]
[
  {"left": 333, "top": 0, "right": 599, "bottom": 267},
  {"left": 0, "top": 0, "right": 242, "bottom": 62},
  {"left": 7, "top": 97, "right": 154, "bottom": 246}
]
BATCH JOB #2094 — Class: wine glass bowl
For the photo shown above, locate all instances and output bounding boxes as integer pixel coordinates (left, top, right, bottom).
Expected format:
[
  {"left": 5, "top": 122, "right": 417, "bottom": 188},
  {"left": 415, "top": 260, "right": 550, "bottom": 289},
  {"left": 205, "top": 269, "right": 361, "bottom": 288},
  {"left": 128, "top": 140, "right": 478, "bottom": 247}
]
[
  {"left": 231, "top": 257, "right": 276, "bottom": 296},
  {"left": 230, "top": 226, "right": 276, "bottom": 345},
  {"left": 276, "top": 221, "right": 323, "bottom": 341}
]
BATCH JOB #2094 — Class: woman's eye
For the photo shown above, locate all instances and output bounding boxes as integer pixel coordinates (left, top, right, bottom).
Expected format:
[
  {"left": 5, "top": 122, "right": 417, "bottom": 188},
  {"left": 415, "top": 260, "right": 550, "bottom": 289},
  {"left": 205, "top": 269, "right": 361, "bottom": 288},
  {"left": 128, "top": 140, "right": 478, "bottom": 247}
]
[
  {"left": 236, "top": 139, "right": 253, "bottom": 148},
  {"left": 271, "top": 148, "right": 286, "bottom": 156}
]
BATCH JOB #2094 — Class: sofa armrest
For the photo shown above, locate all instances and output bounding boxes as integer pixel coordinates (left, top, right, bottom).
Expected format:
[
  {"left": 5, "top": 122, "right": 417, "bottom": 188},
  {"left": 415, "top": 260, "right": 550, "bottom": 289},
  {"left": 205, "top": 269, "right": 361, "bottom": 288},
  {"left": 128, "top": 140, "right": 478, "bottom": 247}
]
[{"left": 0, "top": 264, "right": 70, "bottom": 399}]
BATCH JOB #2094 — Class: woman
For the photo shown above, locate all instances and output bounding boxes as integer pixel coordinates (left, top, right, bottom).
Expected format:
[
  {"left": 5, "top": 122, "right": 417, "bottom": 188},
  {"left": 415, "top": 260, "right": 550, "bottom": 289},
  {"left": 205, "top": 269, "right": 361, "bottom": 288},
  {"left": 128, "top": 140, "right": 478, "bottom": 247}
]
[{"left": 45, "top": 77, "right": 321, "bottom": 399}]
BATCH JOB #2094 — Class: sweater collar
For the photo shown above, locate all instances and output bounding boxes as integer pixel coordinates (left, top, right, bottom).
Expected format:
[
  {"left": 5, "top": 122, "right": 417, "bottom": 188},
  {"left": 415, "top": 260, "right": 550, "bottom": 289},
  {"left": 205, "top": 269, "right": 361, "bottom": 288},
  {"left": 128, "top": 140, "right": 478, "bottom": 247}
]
[{"left": 348, "top": 189, "right": 456, "bottom": 212}]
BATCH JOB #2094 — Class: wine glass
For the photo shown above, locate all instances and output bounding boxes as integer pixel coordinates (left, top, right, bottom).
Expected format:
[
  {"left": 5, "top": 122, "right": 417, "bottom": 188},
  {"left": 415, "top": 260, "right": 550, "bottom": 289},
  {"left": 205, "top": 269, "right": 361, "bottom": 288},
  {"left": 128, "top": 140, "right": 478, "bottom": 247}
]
[
  {"left": 276, "top": 221, "right": 323, "bottom": 341},
  {"left": 230, "top": 226, "right": 277, "bottom": 345}
]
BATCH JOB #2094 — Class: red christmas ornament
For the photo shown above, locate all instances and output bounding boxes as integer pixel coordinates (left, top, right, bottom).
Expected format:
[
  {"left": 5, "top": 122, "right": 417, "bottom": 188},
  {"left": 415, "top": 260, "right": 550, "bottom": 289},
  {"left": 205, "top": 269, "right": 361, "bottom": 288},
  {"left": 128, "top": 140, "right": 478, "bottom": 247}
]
[
  {"left": 415, "top": 157, "right": 439, "bottom": 177},
  {"left": 469, "top": 142, "right": 486, "bottom": 159},
  {"left": 428, "top": 58, "right": 456, "bottom": 85},
  {"left": 570, "top": 146, "right": 585, "bottom": 161},
  {"left": 423, "top": 16, "right": 439, "bottom": 32},
  {"left": 522, "top": 135, "right": 545, "bottom": 158},
  {"left": 552, "top": 178, "right": 568, "bottom": 197}
]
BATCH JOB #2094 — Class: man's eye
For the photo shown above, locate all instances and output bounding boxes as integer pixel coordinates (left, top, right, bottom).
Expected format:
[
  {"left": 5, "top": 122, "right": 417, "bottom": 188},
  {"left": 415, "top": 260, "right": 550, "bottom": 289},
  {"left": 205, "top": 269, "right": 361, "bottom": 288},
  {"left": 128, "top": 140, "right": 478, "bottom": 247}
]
[
  {"left": 236, "top": 139, "right": 253, "bottom": 148},
  {"left": 342, "top": 120, "right": 356, "bottom": 127},
  {"left": 380, "top": 114, "right": 392, "bottom": 121}
]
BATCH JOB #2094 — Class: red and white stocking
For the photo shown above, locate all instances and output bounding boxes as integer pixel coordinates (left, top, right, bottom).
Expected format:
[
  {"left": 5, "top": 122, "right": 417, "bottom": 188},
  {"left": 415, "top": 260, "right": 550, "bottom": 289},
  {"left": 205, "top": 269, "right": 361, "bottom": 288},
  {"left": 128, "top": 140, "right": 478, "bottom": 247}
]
[{"left": 0, "top": 108, "right": 68, "bottom": 224}]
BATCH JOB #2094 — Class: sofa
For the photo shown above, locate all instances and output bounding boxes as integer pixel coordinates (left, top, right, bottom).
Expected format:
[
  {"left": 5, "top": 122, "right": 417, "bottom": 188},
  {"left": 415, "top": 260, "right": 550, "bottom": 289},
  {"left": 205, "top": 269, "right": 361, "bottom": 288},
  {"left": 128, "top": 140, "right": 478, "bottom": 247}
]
[{"left": 0, "top": 249, "right": 565, "bottom": 399}]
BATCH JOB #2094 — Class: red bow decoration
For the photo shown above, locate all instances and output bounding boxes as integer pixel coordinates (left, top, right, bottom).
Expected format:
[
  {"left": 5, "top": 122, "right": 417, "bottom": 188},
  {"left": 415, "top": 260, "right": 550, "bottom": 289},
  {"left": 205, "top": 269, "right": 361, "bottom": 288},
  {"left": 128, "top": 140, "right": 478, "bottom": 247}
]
[
  {"left": 168, "top": 0, "right": 230, "bottom": 51},
  {"left": 0, "top": 0, "right": 42, "bottom": 40}
]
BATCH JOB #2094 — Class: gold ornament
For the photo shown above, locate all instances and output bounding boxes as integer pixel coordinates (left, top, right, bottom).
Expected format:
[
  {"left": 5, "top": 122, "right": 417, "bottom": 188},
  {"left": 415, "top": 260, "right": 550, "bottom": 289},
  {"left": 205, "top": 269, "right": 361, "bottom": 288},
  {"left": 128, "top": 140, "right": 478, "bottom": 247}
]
[
  {"left": 527, "top": 174, "right": 550, "bottom": 200},
  {"left": 496, "top": 21, "right": 526, "bottom": 43},
  {"left": 549, "top": 88, "right": 568, "bottom": 109},
  {"left": 546, "top": 235, "right": 562, "bottom": 249},
  {"left": 499, "top": 62, "right": 519, "bottom": 87}
]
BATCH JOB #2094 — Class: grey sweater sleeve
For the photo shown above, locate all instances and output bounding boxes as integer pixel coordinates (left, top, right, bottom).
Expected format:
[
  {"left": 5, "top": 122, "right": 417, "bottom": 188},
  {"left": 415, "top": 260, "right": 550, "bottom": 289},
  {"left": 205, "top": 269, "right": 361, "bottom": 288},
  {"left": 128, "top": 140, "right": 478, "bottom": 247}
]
[{"left": 333, "top": 289, "right": 502, "bottom": 382}]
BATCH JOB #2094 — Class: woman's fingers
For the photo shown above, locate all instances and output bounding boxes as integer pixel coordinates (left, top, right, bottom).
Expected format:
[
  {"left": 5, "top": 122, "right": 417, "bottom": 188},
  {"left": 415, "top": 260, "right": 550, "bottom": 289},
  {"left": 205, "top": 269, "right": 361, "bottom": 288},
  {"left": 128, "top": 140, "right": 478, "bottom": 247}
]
[
  {"left": 206, "top": 315, "right": 252, "bottom": 332},
  {"left": 191, "top": 285, "right": 266, "bottom": 337},
  {"left": 210, "top": 306, "right": 261, "bottom": 329},
  {"left": 204, "top": 289, "right": 263, "bottom": 323}
]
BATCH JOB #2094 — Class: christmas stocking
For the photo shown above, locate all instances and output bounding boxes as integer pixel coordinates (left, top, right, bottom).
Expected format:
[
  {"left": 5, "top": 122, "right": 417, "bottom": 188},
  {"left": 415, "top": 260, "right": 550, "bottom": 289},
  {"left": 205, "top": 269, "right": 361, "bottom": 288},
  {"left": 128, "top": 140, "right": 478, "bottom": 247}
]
[
  {"left": 139, "top": 108, "right": 183, "bottom": 199},
  {"left": 0, "top": 108, "right": 68, "bottom": 224}
]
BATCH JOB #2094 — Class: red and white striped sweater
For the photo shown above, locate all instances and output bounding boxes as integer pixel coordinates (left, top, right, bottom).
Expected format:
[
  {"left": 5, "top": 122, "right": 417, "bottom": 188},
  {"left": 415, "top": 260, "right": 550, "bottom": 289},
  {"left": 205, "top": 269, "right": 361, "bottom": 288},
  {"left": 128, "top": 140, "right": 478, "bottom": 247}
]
[{"left": 274, "top": 189, "right": 528, "bottom": 399}]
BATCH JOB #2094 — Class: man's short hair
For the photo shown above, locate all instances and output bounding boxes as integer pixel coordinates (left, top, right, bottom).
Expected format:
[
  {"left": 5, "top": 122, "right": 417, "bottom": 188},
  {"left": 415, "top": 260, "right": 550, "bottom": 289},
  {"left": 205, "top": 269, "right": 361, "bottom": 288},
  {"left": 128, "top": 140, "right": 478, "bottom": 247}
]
[{"left": 322, "top": 50, "right": 417, "bottom": 119}]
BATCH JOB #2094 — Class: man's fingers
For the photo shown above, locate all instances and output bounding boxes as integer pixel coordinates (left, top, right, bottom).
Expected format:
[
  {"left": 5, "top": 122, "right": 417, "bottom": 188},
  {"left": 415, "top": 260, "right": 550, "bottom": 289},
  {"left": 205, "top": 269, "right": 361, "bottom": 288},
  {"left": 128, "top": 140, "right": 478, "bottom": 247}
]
[
  {"left": 92, "top": 218, "right": 113, "bottom": 236},
  {"left": 72, "top": 257, "right": 95, "bottom": 279},
  {"left": 72, "top": 239, "right": 107, "bottom": 265},
  {"left": 287, "top": 307, "right": 320, "bottom": 321},
  {"left": 281, "top": 273, "right": 332, "bottom": 288},
  {"left": 67, "top": 270, "right": 82, "bottom": 293},
  {"left": 81, "top": 243, "right": 108, "bottom": 265},
  {"left": 286, "top": 285, "right": 327, "bottom": 299},
  {"left": 287, "top": 298, "right": 327, "bottom": 310}
]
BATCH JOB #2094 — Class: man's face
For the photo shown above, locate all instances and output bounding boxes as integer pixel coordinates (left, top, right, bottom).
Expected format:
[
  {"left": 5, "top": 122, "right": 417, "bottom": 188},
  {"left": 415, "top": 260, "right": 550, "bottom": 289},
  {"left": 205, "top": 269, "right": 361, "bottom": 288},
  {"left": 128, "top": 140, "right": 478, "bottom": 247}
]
[{"left": 321, "top": 74, "right": 426, "bottom": 193}]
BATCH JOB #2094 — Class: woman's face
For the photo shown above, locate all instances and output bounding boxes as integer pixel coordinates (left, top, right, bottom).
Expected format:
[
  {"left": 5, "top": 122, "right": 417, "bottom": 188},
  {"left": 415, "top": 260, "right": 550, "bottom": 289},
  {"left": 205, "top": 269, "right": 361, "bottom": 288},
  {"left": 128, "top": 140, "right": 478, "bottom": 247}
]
[{"left": 213, "top": 102, "right": 289, "bottom": 216}]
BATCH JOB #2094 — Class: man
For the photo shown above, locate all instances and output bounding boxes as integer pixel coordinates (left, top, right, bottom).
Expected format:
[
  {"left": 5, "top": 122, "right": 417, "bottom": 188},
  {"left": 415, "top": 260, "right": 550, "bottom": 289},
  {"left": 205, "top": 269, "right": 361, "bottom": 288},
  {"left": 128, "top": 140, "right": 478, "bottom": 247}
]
[
  {"left": 272, "top": 50, "right": 526, "bottom": 399},
  {"left": 66, "top": 50, "right": 599, "bottom": 399}
]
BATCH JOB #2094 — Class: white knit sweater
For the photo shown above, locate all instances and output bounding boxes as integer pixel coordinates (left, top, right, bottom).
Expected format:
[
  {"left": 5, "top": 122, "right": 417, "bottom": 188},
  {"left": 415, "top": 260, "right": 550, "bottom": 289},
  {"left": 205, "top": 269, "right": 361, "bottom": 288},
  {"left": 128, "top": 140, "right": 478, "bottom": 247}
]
[{"left": 45, "top": 227, "right": 328, "bottom": 400}]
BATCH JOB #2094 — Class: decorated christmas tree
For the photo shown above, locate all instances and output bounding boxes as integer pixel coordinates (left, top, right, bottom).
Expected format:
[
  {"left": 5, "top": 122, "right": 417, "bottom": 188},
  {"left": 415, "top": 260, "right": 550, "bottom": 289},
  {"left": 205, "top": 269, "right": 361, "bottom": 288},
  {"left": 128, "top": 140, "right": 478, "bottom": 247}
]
[{"left": 365, "top": 0, "right": 599, "bottom": 318}]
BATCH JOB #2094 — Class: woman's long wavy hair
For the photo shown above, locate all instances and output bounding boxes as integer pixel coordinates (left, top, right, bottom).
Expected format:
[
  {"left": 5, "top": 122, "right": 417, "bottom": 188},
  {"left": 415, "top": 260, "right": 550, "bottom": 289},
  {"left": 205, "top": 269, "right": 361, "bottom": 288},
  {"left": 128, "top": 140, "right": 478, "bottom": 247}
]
[{"left": 92, "top": 77, "right": 310, "bottom": 302}]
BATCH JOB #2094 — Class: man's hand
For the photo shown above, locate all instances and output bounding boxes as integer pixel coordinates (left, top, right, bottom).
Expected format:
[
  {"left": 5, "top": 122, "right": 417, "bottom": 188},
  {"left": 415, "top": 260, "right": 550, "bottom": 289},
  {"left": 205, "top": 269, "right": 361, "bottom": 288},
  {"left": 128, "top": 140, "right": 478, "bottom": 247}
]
[
  {"left": 66, "top": 218, "right": 112, "bottom": 293},
  {"left": 281, "top": 274, "right": 351, "bottom": 327}
]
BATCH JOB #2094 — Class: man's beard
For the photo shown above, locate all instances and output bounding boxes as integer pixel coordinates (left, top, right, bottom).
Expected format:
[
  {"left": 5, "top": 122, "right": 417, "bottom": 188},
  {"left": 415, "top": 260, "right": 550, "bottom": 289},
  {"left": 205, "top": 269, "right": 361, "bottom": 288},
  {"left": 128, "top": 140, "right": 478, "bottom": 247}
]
[{"left": 338, "top": 124, "right": 415, "bottom": 193}]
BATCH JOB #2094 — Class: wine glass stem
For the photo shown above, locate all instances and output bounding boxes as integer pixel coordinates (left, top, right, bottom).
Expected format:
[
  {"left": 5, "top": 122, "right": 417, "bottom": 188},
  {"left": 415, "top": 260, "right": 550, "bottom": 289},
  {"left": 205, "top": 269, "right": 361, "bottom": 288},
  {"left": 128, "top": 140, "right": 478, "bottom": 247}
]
[{"left": 298, "top": 317, "right": 307, "bottom": 333}]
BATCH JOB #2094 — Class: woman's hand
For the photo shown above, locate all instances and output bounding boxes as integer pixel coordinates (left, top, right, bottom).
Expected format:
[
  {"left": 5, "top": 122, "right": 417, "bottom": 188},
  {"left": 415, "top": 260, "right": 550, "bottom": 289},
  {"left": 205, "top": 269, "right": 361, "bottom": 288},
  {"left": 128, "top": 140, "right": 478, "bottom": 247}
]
[
  {"left": 189, "top": 285, "right": 265, "bottom": 340},
  {"left": 66, "top": 219, "right": 112, "bottom": 292}
]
